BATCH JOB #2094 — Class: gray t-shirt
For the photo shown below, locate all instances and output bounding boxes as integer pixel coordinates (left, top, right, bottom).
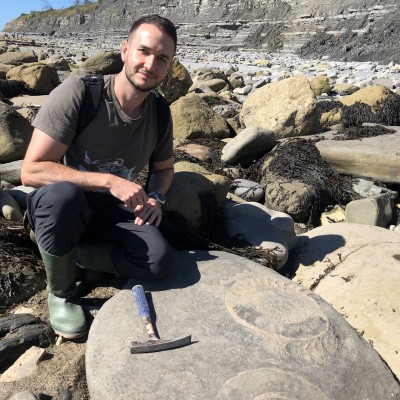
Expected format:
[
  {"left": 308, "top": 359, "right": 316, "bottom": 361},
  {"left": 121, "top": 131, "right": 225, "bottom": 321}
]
[{"left": 32, "top": 74, "right": 173, "bottom": 182}]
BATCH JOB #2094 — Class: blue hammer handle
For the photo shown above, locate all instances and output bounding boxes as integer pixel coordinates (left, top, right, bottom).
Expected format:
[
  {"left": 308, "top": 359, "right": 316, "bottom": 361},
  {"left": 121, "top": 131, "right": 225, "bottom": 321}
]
[{"left": 132, "top": 285, "right": 151, "bottom": 320}]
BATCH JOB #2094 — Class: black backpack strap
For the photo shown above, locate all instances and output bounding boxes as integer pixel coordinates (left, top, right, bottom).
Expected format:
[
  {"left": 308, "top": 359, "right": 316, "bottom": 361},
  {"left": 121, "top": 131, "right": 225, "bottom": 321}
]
[
  {"left": 76, "top": 74, "right": 104, "bottom": 136},
  {"left": 145, "top": 91, "right": 171, "bottom": 192}
]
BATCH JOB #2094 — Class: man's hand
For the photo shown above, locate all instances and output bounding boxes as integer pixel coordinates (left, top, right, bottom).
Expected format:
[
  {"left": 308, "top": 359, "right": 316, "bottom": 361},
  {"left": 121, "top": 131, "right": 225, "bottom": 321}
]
[
  {"left": 134, "top": 198, "right": 162, "bottom": 227},
  {"left": 108, "top": 179, "right": 148, "bottom": 209}
]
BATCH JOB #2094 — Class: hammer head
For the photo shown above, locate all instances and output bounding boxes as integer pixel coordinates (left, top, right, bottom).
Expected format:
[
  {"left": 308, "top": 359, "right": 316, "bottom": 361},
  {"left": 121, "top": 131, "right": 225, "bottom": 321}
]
[{"left": 130, "top": 335, "right": 192, "bottom": 354}]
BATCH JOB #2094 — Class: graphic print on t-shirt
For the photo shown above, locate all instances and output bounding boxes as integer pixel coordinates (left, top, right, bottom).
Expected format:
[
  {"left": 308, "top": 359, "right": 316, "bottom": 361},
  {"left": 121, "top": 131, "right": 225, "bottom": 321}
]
[{"left": 78, "top": 150, "right": 136, "bottom": 181}]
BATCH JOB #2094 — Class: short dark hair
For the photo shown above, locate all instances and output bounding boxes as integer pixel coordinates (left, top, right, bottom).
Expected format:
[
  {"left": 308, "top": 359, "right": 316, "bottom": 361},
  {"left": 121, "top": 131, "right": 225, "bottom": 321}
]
[{"left": 128, "top": 14, "right": 177, "bottom": 52}]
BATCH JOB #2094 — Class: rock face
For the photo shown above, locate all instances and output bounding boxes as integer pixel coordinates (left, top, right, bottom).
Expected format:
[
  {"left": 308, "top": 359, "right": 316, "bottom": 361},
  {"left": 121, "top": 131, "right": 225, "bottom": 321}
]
[
  {"left": 86, "top": 251, "right": 400, "bottom": 399},
  {"left": 4, "top": 1, "right": 400, "bottom": 63}
]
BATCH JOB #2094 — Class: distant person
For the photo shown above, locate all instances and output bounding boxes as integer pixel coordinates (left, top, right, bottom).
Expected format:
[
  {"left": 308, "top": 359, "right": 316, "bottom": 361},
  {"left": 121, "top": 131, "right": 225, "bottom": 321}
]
[{"left": 21, "top": 14, "right": 177, "bottom": 339}]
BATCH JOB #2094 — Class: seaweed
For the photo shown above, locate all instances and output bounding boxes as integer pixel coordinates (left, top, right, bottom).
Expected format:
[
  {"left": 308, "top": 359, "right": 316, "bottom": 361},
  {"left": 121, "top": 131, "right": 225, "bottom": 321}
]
[{"left": 333, "top": 124, "right": 396, "bottom": 140}]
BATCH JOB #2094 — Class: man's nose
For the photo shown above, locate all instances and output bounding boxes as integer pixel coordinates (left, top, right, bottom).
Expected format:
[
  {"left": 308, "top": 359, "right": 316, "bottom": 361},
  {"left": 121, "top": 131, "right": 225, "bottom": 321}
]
[{"left": 144, "top": 55, "right": 156, "bottom": 70}]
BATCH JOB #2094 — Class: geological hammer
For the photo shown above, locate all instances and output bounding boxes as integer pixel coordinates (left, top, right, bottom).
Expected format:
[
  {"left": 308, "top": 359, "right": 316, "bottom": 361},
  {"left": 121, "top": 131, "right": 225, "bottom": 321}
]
[{"left": 130, "top": 285, "right": 191, "bottom": 354}]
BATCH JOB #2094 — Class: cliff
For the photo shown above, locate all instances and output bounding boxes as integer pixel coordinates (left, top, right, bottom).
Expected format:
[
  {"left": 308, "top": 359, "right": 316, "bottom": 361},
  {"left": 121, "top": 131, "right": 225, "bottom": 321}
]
[{"left": 3, "top": 0, "right": 400, "bottom": 63}]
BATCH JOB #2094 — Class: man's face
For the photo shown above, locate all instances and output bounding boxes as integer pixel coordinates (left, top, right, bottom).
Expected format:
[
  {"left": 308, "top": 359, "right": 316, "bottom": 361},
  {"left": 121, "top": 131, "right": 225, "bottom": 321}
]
[{"left": 121, "top": 23, "right": 175, "bottom": 92}]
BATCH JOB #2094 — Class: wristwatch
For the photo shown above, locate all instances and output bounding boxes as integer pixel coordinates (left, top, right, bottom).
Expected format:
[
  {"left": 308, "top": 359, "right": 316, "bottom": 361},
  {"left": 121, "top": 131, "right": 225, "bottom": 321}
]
[{"left": 148, "top": 192, "right": 166, "bottom": 205}]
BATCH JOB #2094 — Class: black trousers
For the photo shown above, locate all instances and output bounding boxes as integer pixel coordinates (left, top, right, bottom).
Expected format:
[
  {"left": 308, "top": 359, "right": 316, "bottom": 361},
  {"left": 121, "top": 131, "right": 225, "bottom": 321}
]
[{"left": 27, "top": 181, "right": 173, "bottom": 280}]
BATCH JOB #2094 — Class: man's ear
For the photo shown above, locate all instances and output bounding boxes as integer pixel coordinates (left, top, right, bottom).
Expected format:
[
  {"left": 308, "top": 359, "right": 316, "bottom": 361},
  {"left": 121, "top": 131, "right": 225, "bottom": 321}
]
[{"left": 121, "top": 40, "right": 129, "bottom": 62}]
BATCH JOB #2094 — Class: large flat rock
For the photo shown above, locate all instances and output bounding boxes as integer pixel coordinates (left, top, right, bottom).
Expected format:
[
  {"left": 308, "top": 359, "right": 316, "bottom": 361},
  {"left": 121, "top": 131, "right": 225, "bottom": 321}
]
[
  {"left": 315, "top": 128, "right": 400, "bottom": 183},
  {"left": 288, "top": 223, "right": 400, "bottom": 378},
  {"left": 86, "top": 251, "right": 399, "bottom": 399}
]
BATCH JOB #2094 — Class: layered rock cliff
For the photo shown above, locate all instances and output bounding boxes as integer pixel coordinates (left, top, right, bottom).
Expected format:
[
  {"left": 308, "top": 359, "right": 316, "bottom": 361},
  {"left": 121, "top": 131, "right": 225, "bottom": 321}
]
[{"left": 3, "top": 0, "right": 399, "bottom": 63}]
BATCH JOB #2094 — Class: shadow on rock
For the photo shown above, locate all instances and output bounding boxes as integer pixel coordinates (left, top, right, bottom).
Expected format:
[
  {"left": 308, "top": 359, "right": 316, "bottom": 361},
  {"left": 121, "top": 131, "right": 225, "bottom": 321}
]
[{"left": 281, "top": 233, "right": 345, "bottom": 278}]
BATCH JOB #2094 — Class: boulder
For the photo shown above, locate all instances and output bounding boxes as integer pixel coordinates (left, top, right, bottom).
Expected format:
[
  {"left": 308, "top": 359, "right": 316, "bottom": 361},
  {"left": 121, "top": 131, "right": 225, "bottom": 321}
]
[
  {"left": 158, "top": 57, "right": 192, "bottom": 104},
  {"left": 0, "top": 160, "right": 23, "bottom": 185},
  {"left": 240, "top": 75, "right": 321, "bottom": 139},
  {"left": 80, "top": 51, "right": 123, "bottom": 74},
  {"left": 221, "top": 125, "right": 276, "bottom": 166},
  {"left": 170, "top": 93, "right": 230, "bottom": 140},
  {"left": 6, "top": 63, "right": 60, "bottom": 95},
  {"left": 0, "top": 106, "right": 33, "bottom": 163},
  {"left": 228, "top": 75, "right": 244, "bottom": 89},
  {"left": 339, "top": 85, "right": 396, "bottom": 110},
  {"left": 310, "top": 75, "right": 331, "bottom": 95},
  {"left": 165, "top": 161, "right": 230, "bottom": 229},
  {"left": 315, "top": 127, "right": 400, "bottom": 183},
  {"left": 263, "top": 177, "right": 316, "bottom": 223},
  {"left": 44, "top": 55, "right": 70, "bottom": 71},
  {"left": 345, "top": 195, "right": 393, "bottom": 227},
  {"left": 0, "top": 51, "right": 37, "bottom": 66},
  {"left": 223, "top": 201, "right": 297, "bottom": 268},
  {"left": 86, "top": 251, "right": 400, "bottom": 399},
  {"left": 287, "top": 223, "right": 400, "bottom": 378}
]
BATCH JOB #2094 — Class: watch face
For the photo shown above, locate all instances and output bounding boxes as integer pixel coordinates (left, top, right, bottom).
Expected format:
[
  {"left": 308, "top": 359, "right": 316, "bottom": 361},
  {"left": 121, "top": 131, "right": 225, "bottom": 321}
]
[{"left": 157, "top": 193, "right": 166, "bottom": 203}]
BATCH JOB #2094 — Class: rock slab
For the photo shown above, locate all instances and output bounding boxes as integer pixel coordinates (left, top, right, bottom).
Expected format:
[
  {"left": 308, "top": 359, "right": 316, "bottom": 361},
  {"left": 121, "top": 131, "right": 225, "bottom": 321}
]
[
  {"left": 86, "top": 251, "right": 400, "bottom": 400},
  {"left": 287, "top": 223, "right": 400, "bottom": 379}
]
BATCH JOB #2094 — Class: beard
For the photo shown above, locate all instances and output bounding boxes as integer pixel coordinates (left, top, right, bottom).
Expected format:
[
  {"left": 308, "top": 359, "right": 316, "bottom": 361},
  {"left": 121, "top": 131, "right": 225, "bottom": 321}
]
[{"left": 124, "top": 66, "right": 164, "bottom": 93}]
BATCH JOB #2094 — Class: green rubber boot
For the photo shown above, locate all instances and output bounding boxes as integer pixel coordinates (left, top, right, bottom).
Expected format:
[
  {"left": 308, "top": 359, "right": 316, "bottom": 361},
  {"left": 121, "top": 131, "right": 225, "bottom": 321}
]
[
  {"left": 39, "top": 247, "right": 87, "bottom": 339},
  {"left": 76, "top": 240, "right": 119, "bottom": 275}
]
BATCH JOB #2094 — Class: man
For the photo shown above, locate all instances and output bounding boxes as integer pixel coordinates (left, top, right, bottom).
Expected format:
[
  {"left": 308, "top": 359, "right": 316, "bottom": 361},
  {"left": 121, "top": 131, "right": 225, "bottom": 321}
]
[{"left": 21, "top": 15, "right": 177, "bottom": 339}]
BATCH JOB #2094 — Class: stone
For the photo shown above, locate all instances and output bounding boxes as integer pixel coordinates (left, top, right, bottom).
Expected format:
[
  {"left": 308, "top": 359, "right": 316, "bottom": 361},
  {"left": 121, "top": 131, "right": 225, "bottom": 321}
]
[
  {"left": 10, "top": 95, "right": 48, "bottom": 108},
  {"left": 175, "top": 143, "right": 212, "bottom": 162},
  {"left": 0, "top": 346, "right": 46, "bottom": 382},
  {"left": 6, "top": 63, "right": 60, "bottom": 95},
  {"left": 233, "top": 84, "right": 252, "bottom": 95},
  {"left": 332, "top": 83, "right": 360, "bottom": 95},
  {"left": 372, "top": 77, "right": 394, "bottom": 89},
  {"left": 0, "top": 106, "right": 33, "bottom": 163},
  {"left": 199, "top": 78, "right": 228, "bottom": 92},
  {"left": 310, "top": 75, "right": 331, "bottom": 96},
  {"left": 170, "top": 93, "right": 230, "bottom": 140},
  {"left": 0, "top": 63, "right": 13, "bottom": 76},
  {"left": 223, "top": 201, "right": 297, "bottom": 268},
  {"left": 315, "top": 127, "right": 400, "bottom": 183},
  {"left": 0, "top": 51, "right": 37, "bottom": 66},
  {"left": 221, "top": 125, "right": 276, "bottom": 166},
  {"left": 230, "top": 179, "right": 264, "bottom": 202},
  {"left": 44, "top": 55, "right": 70, "bottom": 71},
  {"left": 0, "top": 314, "right": 55, "bottom": 369},
  {"left": 338, "top": 85, "right": 396, "bottom": 110},
  {"left": 80, "top": 51, "right": 123, "bottom": 74},
  {"left": 0, "top": 160, "right": 23, "bottom": 185},
  {"left": 0, "top": 189, "right": 23, "bottom": 222},
  {"left": 352, "top": 177, "right": 398, "bottom": 199},
  {"left": 86, "top": 251, "right": 400, "bottom": 400},
  {"left": 228, "top": 75, "right": 244, "bottom": 89},
  {"left": 262, "top": 175, "right": 315, "bottom": 224},
  {"left": 240, "top": 75, "right": 321, "bottom": 139},
  {"left": 9, "top": 391, "right": 37, "bottom": 400},
  {"left": 345, "top": 195, "right": 393, "bottom": 227},
  {"left": 158, "top": 57, "right": 192, "bottom": 104},
  {"left": 287, "top": 223, "right": 400, "bottom": 378},
  {"left": 164, "top": 162, "right": 231, "bottom": 229}
]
